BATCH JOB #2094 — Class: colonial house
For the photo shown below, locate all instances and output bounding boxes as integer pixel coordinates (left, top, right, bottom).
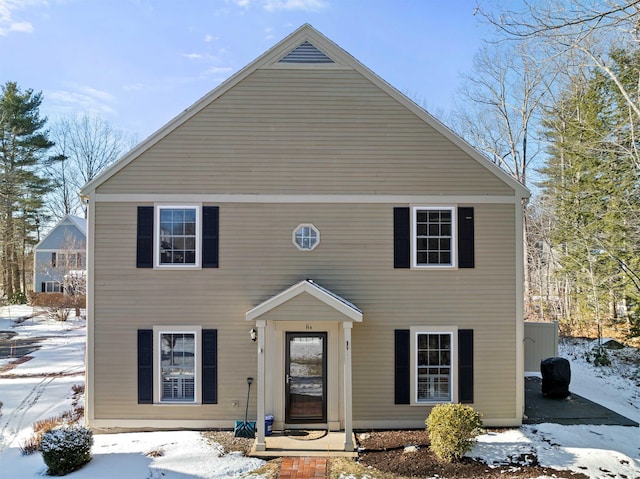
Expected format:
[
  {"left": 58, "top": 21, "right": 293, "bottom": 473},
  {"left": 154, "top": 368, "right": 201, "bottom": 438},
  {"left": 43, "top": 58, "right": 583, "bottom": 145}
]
[
  {"left": 33, "top": 215, "right": 87, "bottom": 293},
  {"left": 80, "top": 24, "right": 529, "bottom": 452}
]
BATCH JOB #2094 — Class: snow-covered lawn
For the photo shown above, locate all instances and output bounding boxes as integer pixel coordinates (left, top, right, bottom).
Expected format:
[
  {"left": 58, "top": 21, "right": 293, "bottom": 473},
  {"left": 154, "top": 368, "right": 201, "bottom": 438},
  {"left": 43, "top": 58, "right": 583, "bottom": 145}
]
[{"left": 1, "top": 305, "right": 639, "bottom": 478}]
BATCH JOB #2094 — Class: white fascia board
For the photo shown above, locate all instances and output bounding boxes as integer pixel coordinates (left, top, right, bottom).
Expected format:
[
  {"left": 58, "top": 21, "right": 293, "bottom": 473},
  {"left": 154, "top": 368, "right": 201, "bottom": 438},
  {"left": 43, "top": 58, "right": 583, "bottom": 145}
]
[{"left": 246, "top": 279, "right": 362, "bottom": 322}]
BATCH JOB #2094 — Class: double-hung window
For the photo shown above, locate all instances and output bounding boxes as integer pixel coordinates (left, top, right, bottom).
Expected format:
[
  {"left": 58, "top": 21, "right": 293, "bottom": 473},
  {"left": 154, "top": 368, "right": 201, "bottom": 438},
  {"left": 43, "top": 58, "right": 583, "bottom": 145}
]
[
  {"left": 395, "top": 327, "right": 473, "bottom": 405},
  {"left": 413, "top": 207, "right": 455, "bottom": 268},
  {"left": 416, "top": 332, "right": 452, "bottom": 402},
  {"left": 159, "top": 330, "right": 197, "bottom": 403},
  {"left": 156, "top": 205, "right": 200, "bottom": 268},
  {"left": 138, "top": 327, "right": 217, "bottom": 405}
]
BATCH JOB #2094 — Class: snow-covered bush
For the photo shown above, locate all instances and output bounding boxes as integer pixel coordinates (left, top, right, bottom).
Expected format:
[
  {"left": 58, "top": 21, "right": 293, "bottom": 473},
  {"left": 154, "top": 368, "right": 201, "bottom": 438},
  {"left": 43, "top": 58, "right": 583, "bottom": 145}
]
[
  {"left": 426, "top": 403, "right": 483, "bottom": 462},
  {"left": 39, "top": 425, "right": 93, "bottom": 475}
]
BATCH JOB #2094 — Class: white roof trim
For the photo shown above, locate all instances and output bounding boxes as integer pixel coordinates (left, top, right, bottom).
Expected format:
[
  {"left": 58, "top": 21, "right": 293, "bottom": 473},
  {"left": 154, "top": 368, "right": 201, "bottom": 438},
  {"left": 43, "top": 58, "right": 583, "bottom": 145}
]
[
  {"left": 246, "top": 279, "right": 363, "bottom": 322},
  {"left": 80, "top": 24, "right": 529, "bottom": 200}
]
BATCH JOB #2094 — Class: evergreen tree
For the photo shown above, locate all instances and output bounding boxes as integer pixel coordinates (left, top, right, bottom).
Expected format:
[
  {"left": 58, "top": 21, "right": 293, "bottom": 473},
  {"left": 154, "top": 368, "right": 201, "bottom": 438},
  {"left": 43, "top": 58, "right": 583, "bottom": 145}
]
[
  {"left": 0, "top": 82, "right": 55, "bottom": 299},
  {"left": 541, "top": 52, "right": 640, "bottom": 338}
]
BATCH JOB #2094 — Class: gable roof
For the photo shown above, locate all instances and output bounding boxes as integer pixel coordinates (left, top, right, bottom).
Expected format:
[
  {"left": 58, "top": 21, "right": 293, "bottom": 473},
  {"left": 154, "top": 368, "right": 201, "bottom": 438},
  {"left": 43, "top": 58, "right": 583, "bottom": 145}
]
[
  {"left": 35, "top": 215, "right": 87, "bottom": 250},
  {"left": 80, "top": 24, "right": 529, "bottom": 199},
  {"left": 246, "top": 279, "right": 362, "bottom": 322}
]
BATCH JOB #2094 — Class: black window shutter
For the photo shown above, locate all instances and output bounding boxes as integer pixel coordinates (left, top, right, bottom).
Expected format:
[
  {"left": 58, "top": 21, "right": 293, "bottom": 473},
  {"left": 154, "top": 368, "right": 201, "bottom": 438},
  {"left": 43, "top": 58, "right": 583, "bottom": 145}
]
[
  {"left": 394, "top": 329, "right": 410, "bottom": 404},
  {"left": 202, "top": 206, "right": 219, "bottom": 268},
  {"left": 51, "top": 252, "right": 56, "bottom": 267},
  {"left": 394, "top": 207, "right": 410, "bottom": 269},
  {"left": 138, "top": 329, "right": 153, "bottom": 404},
  {"left": 41, "top": 282, "right": 46, "bottom": 293},
  {"left": 202, "top": 329, "right": 218, "bottom": 404},
  {"left": 458, "top": 207, "right": 474, "bottom": 268},
  {"left": 458, "top": 329, "right": 474, "bottom": 403},
  {"left": 137, "top": 206, "right": 154, "bottom": 268}
]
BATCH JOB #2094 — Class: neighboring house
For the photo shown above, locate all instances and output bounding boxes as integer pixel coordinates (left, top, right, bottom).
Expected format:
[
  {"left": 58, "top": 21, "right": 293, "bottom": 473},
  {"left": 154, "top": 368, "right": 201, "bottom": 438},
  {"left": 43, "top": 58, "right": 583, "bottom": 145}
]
[
  {"left": 33, "top": 215, "right": 87, "bottom": 293},
  {"left": 80, "top": 25, "right": 529, "bottom": 452}
]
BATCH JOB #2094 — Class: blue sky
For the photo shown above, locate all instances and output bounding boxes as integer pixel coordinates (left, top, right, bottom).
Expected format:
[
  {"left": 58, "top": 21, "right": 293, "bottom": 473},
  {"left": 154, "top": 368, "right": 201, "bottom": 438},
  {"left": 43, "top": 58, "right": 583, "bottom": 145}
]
[{"left": 1, "top": 0, "right": 494, "bottom": 140}]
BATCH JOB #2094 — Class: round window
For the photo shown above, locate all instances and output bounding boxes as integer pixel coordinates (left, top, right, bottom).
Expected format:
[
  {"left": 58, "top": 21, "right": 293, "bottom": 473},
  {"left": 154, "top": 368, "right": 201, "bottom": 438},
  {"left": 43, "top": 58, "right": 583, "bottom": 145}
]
[{"left": 293, "top": 224, "right": 320, "bottom": 250}]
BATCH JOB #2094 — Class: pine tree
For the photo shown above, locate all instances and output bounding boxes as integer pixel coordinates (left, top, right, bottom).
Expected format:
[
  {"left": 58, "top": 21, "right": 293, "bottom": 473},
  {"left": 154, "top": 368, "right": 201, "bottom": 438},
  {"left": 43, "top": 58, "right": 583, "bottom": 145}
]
[
  {"left": 541, "top": 51, "right": 640, "bottom": 338},
  {"left": 0, "top": 82, "right": 55, "bottom": 299}
]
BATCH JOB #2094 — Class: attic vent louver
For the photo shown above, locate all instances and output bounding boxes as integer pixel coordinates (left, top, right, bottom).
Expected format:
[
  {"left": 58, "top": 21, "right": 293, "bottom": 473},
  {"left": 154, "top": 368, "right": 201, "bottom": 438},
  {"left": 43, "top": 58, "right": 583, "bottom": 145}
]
[{"left": 279, "top": 41, "right": 334, "bottom": 64}]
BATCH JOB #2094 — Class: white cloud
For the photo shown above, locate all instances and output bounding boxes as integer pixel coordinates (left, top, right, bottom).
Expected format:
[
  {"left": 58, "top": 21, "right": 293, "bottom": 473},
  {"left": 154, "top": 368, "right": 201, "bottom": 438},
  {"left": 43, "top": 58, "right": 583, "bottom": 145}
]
[
  {"left": 182, "top": 52, "right": 219, "bottom": 62},
  {"left": 205, "top": 66, "right": 233, "bottom": 74},
  {"left": 204, "top": 34, "right": 218, "bottom": 43},
  {"left": 228, "top": 0, "right": 328, "bottom": 11},
  {"left": 0, "top": 0, "right": 43, "bottom": 36},
  {"left": 123, "top": 83, "right": 144, "bottom": 92},
  {"left": 47, "top": 84, "right": 116, "bottom": 116},
  {"left": 183, "top": 52, "right": 205, "bottom": 60},
  {"left": 263, "top": 0, "right": 328, "bottom": 11},
  {"left": 264, "top": 26, "right": 275, "bottom": 40}
]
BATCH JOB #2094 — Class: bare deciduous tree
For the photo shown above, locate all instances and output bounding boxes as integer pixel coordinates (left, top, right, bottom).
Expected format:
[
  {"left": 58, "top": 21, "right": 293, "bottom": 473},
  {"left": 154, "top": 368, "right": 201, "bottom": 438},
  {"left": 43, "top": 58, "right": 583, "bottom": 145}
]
[
  {"left": 48, "top": 115, "right": 136, "bottom": 219},
  {"left": 480, "top": 1, "right": 640, "bottom": 118},
  {"left": 450, "top": 41, "right": 554, "bottom": 186}
]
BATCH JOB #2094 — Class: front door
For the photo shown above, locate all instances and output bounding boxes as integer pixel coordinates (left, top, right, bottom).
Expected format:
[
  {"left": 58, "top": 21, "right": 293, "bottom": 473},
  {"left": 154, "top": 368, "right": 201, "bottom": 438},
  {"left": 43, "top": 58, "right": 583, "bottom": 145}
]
[{"left": 285, "top": 332, "right": 327, "bottom": 423}]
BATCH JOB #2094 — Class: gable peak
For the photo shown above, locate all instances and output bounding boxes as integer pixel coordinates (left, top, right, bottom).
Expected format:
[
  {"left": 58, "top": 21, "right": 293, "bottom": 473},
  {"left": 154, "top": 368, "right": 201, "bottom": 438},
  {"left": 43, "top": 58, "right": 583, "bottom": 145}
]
[{"left": 278, "top": 40, "right": 334, "bottom": 64}]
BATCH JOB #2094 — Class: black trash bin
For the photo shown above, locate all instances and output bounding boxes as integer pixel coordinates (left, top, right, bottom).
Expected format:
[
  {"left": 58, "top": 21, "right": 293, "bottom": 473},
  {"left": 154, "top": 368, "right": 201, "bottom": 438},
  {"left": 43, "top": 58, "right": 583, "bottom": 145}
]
[{"left": 540, "top": 357, "right": 571, "bottom": 399}]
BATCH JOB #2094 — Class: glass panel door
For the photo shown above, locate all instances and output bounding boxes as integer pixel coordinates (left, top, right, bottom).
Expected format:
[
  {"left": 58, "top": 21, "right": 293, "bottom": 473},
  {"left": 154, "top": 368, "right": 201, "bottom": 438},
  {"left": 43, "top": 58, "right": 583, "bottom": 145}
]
[{"left": 285, "top": 332, "right": 327, "bottom": 423}]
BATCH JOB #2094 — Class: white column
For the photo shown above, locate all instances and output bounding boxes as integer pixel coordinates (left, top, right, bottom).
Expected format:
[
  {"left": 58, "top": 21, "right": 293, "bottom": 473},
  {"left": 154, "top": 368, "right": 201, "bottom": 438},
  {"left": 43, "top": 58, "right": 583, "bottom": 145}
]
[
  {"left": 343, "top": 321, "right": 354, "bottom": 451},
  {"left": 255, "top": 319, "right": 266, "bottom": 451}
]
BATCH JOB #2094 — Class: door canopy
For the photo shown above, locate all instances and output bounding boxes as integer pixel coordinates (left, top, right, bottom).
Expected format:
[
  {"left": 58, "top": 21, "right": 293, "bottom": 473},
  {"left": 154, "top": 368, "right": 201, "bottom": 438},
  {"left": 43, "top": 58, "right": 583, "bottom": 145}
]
[{"left": 246, "top": 279, "right": 362, "bottom": 323}]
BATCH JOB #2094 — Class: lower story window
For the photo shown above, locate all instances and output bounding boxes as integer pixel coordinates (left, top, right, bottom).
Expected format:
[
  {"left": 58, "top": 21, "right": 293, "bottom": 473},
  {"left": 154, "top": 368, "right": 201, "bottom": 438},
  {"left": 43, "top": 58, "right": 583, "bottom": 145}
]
[
  {"left": 160, "top": 332, "right": 195, "bottom": 402},
  {"left": 416, "top": 332, "right": 452, "bottom": 402}
]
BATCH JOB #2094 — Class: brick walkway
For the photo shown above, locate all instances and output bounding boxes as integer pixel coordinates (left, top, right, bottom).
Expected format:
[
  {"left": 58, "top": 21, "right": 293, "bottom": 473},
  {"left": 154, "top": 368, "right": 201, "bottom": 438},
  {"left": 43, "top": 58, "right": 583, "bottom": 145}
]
[{"left": 278, "top": 457, "right": 327, "bottom": 478}]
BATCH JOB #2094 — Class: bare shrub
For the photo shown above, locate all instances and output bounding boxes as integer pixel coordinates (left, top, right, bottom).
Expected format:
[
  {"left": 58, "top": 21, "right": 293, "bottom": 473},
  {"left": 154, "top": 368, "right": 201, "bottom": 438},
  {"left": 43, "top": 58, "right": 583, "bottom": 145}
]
[{"left": 30, "top": 293, "right": 74, "bottom": 321}]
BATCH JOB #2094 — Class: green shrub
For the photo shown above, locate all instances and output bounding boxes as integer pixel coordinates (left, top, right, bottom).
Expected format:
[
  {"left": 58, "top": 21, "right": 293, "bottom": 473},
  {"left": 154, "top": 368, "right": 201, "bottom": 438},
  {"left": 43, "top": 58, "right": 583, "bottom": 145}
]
[
  {"left": 39, "top": 425, "right": 93, "bottom": 475},
  {"left": 584, "top": 346, "right": 611, "bottom": 367},
  {"left": 7, "top": 291, "right": 27, "bottom": 305},
  {"left": 425, "top": 403, "right": 483, "bottom": 462}
]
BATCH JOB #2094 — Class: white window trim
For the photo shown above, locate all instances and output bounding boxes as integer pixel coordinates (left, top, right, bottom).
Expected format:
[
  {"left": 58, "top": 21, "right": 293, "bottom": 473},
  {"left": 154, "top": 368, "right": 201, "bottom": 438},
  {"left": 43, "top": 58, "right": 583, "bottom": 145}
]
[
  {"left": 44, "top": 281, "right": 62, "bottom": 293},
  {"left": 54, "top": 251, "right": 85, "bottom": 269},
  {"left": 409, "top": 326, "right": 458, "bottom": 405},
  {"left": 411, "top": 206, "right": 457, "bottom": 269},
  {"left": 154, "top": 326, "right": 202, "bottom": 405},
  {"left": 154, "top": 204, "right": 202, "bottom": 269},
  {"left": 293, "top": 223, "right": 320, "bottom": 251}
]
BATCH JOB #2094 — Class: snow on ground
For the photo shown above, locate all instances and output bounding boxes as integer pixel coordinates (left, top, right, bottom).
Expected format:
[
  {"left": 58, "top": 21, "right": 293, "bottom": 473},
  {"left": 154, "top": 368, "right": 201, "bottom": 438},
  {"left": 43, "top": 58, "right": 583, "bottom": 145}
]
[
  {"left": 1, "top": 305, "right": 639, "bottom": 478},
  {"left": 0, "top": 306, "right": 266, "bottom": 478},
  {"left": 471, "top": 337, "right": 640, "bottom": 478}
]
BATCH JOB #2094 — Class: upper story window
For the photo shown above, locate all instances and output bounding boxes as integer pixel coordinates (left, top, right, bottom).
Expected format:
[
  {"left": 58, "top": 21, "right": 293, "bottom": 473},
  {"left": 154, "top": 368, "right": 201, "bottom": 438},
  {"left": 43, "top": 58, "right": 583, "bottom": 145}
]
[
  {"left": 52, "top": 252, "right": 85, "bottom": 269},
  {"left": 156, "top": 206, "right": 200, "bottom": 268},
  {"left": 293, "top": 224, "right": 320, "bottom": 251},
  {"left": 413, "top": 207, "right": 456, "bottom": 268}
]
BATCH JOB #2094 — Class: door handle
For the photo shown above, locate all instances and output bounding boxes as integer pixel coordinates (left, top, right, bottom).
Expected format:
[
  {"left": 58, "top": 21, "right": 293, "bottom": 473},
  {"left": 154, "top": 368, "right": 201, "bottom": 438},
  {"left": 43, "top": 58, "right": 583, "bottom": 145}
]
[{"left": 286, "top": 374, "right": 290, "bottom": 384}]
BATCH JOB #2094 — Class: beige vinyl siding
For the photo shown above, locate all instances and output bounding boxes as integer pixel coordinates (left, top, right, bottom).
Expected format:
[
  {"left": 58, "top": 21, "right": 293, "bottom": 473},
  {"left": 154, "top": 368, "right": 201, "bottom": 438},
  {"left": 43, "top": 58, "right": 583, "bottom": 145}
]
[
  {"left": 92, "top": 201, "right": 517, "bottom": 423},
  {"left": 96, "top": 68, "right": 513, "bottom": 196}
]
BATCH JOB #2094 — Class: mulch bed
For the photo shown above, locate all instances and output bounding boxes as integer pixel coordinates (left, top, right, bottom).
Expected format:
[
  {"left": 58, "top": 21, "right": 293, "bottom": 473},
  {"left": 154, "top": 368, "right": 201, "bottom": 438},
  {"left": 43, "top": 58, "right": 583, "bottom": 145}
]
[{"left": 356, "top": 430, "right": 589, "bottom": 479}]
